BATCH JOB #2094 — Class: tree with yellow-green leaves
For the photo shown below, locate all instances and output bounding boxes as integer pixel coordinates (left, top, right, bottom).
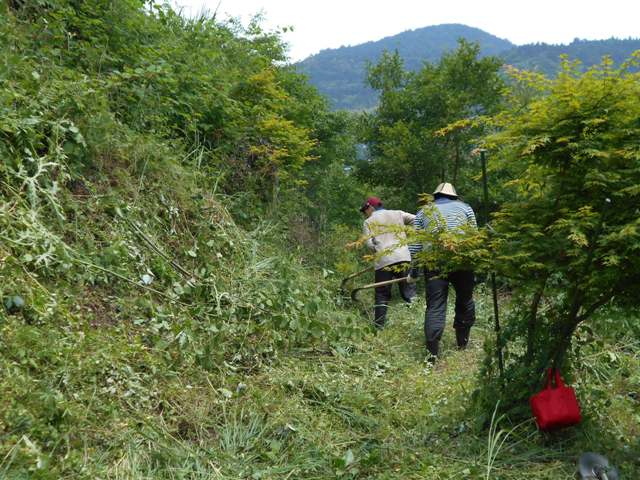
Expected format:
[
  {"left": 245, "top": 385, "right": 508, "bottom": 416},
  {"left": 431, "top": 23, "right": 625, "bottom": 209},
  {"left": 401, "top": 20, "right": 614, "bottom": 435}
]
[{"left": 475, "top": 54, "right": 640, "bottom": 418}]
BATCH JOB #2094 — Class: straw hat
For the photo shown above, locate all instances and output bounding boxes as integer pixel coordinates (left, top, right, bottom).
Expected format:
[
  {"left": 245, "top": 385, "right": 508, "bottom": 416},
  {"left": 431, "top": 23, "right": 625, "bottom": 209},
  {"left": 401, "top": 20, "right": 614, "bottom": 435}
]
[{"left": 433, "top": 183, "right": 457, "bottom": 197}]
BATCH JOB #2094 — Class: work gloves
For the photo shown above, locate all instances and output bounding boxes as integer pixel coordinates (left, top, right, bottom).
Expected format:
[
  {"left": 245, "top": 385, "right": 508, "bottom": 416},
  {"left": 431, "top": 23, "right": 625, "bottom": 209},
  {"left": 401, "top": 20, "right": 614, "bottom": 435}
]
[{"left": 406, "top": 265, "right": 421, "bottom": 283}]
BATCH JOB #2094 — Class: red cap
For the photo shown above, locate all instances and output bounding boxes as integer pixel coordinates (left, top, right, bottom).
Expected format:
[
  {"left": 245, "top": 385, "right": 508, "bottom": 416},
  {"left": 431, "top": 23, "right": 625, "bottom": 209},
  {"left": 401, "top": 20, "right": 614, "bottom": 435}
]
[{"left": 360, "top": 196, "right": 382, "bottom": 212}]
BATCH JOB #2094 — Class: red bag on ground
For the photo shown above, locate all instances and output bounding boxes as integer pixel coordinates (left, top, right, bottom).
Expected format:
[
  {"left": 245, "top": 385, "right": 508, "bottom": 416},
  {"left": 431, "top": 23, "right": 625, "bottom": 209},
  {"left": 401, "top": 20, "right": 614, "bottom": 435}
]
[{"left": 530, "top": 368, "right": 581, "bottom": 431}]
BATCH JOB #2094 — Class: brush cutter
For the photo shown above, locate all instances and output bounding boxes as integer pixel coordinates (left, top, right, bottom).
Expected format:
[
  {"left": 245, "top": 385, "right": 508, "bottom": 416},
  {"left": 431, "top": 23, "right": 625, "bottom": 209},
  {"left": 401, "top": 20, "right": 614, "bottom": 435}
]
[{"left": 350, "top": 276, "right": 409, "bottom": 302}]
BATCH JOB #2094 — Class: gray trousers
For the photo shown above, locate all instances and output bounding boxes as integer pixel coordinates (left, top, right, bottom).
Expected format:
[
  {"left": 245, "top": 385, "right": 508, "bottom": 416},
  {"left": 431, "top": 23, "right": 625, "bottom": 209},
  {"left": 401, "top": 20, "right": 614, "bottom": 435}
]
[{"left": 424, "top": 270, "right": 475, "bottom": 355}]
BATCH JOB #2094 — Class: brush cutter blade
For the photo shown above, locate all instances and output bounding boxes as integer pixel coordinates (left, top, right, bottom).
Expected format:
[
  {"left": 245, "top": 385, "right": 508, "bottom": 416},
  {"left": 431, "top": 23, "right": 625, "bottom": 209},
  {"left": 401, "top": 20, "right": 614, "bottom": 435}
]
[{"left": 340, "top": 266, "right": 374, "bottom": 295}]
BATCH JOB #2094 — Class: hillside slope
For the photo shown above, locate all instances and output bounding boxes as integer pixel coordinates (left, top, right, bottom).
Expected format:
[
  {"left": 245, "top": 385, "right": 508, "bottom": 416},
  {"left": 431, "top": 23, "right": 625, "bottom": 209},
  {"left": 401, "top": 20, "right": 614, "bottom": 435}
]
[
  {"left": 0, "top": 3, "right": 366, "bottom": 476},
  {"left": 297, "top": 24, "right": 513, "bottom": 110},
  {"left": 503, "top": 37, "right": 640, "bottom": 74}
]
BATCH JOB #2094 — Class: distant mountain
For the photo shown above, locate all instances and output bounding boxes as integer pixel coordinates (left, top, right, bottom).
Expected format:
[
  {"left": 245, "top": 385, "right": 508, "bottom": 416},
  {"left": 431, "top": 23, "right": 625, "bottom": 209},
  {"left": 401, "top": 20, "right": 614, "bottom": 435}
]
[
  {"left": 296, "top": 24, "right": 514, "bottom": 111},
  {"left": 296, "top": 24, "right": 640, "bottom": 111},
  {"left": 502, "top": 37, "right": 640, "bottom": 74}
]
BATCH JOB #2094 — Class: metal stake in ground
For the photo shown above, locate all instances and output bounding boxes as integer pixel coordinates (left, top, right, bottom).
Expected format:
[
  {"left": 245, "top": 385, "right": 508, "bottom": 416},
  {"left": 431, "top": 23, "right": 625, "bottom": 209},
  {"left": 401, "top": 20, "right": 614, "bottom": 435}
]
[{"left": 480, "top": 149, "right": 504, "bottom": 378}]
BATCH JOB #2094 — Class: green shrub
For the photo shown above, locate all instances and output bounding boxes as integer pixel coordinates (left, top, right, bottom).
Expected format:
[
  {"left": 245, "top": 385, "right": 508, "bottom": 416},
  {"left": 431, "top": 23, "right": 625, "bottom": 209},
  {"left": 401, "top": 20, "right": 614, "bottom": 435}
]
[{"left": 476, "top": 54, "right": 640, "bottom": 418}]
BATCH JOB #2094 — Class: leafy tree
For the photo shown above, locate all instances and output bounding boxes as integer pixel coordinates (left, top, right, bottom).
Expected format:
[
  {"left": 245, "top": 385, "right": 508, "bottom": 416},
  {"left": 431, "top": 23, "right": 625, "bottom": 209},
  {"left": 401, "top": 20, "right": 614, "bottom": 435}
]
[
  {"left": 230, "top": 68, "right": 317, "bottom": 205},
  {"left": 477, "top": 54, "right": 640, "bottom": 417},
  {"left": 358, "top": 40, "right": 503, "bottom": 211},
  {"left": 301, "top": 111, "right": 367, "bottom": 229}
]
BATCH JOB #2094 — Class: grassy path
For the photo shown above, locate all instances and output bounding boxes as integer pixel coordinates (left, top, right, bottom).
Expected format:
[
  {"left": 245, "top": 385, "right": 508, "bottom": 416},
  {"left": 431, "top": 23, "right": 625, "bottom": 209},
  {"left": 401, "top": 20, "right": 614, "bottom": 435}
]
[
  {"left": 3, "top": 290, "right": 636, "bottom": 478},
  {"left": 239, "top": 295, "right": 580, "bottom": 479}
]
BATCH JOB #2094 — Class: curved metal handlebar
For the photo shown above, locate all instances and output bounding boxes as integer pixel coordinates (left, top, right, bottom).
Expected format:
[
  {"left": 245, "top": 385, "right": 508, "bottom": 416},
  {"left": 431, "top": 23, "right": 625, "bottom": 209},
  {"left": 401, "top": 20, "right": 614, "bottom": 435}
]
[{"left": 339, "top": 266, "right": 374, "bottom": 294}]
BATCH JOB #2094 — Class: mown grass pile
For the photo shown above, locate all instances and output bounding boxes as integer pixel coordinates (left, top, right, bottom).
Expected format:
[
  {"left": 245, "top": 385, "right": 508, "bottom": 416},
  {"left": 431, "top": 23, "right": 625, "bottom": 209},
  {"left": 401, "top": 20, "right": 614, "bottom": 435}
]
[
  {"left": 4, "top": 274, "right": 638, "bottom": 478},
  {"left": 249, "top": 303, "right": 639, "bottom": 479}
]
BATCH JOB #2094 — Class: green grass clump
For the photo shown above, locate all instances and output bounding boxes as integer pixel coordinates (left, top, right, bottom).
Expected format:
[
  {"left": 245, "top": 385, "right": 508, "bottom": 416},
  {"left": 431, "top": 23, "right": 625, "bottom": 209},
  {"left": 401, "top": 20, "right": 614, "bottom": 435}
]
[{"left": 0, "top": 149, "right": 365, "bottom": 476}]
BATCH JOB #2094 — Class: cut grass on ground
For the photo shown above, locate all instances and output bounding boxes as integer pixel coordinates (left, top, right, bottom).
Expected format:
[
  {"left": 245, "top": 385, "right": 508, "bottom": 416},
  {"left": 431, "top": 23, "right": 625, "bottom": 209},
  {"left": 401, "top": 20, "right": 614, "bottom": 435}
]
[
  {"left": 1, "top": 290, "right": 638, "bottom": 479},
  {"left": 214, "top": 292, "right": 639, "bottom": 479}
]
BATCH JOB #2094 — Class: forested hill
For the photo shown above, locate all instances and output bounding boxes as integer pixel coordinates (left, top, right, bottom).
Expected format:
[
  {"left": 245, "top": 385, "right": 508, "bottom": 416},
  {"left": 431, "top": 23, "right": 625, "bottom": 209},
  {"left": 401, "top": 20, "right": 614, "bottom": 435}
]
[
  {"left": 502, "top": 37, "right": 640, "bottom": 74},
  {"left": 296, "top": 24, "right": 514, "bottom": 110},
  {"left": 296, "top": 24, "right": 640, "bottom": 110}
]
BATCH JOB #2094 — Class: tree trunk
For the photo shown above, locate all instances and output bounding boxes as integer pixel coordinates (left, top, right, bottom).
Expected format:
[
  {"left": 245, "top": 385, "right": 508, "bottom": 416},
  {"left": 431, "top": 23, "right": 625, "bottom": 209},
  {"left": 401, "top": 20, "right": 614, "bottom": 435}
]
[
  {"left": 551, "top": 317, "right": 581, "bottom": 367},
  {"left": 526, "top": 287, "right": 545, "bottom": 364}
]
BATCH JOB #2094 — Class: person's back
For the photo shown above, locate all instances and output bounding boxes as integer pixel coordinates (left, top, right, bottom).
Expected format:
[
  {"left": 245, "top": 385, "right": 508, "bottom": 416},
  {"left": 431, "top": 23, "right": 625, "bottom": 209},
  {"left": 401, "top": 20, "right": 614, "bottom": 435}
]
[
  {"left": 409, "top": 183, "right": 478, "bottom": 361},
  {"left": 416, "top": 197, "right": 477, "bottom": 235},
  {"left": 364, "top": 208, "right": 414, "bottom": 270}
]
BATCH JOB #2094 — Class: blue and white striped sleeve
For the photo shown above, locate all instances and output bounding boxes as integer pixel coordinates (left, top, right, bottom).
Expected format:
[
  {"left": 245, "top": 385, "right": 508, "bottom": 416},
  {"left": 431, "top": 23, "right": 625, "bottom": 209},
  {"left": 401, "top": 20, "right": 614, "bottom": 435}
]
[
  {"left": 409, "top": 209, "right": 426, "bottom": 258},
  {"left": 464, "top": 204, "right": 478, "bottom": 229}
]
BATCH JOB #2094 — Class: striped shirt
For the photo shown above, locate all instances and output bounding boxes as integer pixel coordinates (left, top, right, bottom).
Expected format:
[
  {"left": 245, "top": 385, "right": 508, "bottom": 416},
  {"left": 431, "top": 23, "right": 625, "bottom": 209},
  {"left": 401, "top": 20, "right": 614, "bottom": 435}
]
[{"left": 409, "top": 198, "right": 478, "bottom": 257}]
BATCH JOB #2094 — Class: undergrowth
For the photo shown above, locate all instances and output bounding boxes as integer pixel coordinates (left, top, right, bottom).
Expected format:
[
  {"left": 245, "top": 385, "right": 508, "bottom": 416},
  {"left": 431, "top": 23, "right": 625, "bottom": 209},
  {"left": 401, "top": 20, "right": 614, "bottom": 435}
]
[{"left": 0, "top": 148, "right": 365, "bottom": 477}]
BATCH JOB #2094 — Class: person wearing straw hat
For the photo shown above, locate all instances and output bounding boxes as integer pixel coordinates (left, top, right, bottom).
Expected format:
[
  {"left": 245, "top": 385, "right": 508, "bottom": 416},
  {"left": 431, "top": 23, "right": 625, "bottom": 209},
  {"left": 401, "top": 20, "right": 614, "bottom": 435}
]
[
  {"left": 360, "top": 196, "right": 416, "bottom": 329},
  {"left": 408, "top": 183, "right": 478, "bottom": 361}
]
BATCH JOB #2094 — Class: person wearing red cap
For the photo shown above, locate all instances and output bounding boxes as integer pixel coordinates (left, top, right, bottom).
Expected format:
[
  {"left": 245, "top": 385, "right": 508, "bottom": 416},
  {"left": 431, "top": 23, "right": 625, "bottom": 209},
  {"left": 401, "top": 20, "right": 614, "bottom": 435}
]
[{"left": 360, "top": 196, "right": 416, "bottom": 328}]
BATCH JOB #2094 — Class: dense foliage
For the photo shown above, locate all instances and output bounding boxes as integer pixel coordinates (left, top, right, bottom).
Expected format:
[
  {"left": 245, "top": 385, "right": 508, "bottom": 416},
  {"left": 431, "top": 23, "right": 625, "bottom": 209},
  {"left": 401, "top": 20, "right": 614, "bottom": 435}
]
[
  {"left": 0, "top": 2, "right": 364, "bottom": 476},
  {"left": 1, "top": 1, "right": 639, "bottom": 477},
  {"left": 360, "top": 49, "right": 640, "bottom": 424},
  {"left": 355, "top": 40, "right": 504, "bottom": 211},
  {"left": 476, "top": 55, "right": 640, "bottom": 416}
]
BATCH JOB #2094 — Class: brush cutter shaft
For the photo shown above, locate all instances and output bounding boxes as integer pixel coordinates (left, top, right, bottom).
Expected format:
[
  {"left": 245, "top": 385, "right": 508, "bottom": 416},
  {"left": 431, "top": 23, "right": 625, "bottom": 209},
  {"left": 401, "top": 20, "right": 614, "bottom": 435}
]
[{"left": 351, "top": 276, "right": 408, "bottom": 302}]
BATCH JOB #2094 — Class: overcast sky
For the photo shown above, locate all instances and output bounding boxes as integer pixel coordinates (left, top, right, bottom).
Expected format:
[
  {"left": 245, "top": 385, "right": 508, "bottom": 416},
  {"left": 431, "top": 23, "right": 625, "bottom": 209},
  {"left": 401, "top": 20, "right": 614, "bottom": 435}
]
[{"left": 174, "top": 0, "right": 640, "bottom": 62}]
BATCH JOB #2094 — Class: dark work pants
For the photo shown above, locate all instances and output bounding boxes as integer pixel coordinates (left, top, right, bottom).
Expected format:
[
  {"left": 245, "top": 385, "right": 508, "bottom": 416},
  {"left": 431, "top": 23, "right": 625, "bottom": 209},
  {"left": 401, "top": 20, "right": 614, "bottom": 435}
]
[
  {"left": 374, "top": 261, "right": 416, "bottom": 329},
  {"left": 424, "top": 270, "right": 475, "bottom": 355}
]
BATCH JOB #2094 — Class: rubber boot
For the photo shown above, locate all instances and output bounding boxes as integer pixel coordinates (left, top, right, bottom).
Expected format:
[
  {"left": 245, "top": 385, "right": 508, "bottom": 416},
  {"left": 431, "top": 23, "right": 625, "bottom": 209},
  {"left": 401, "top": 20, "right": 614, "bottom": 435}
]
[
  {"left": 426, "top": 340, "right": 439, "bottom": 364},
  {"left": 373, "top": 303, "right": 387, "bottom": 330},
  {"left": 455, "top": 328, "right": 470, "bottom": 350}
]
